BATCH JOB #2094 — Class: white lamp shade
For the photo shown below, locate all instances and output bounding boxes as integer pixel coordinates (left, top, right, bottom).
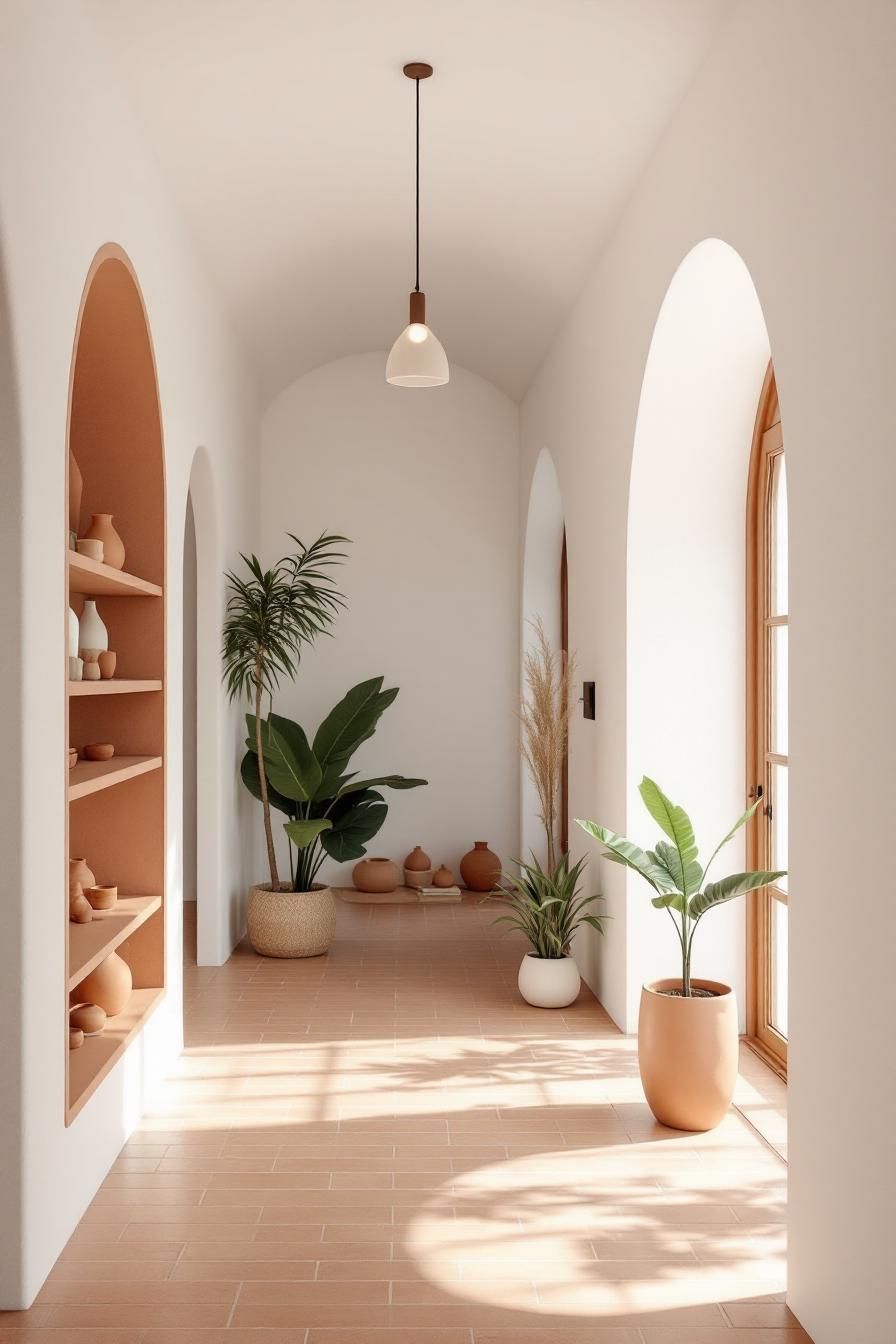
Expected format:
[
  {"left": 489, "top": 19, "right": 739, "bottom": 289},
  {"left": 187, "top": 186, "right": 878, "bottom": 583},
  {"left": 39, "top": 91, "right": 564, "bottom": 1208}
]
[{"left": 386, "top": 322, "right": 449, "bottom": 387}]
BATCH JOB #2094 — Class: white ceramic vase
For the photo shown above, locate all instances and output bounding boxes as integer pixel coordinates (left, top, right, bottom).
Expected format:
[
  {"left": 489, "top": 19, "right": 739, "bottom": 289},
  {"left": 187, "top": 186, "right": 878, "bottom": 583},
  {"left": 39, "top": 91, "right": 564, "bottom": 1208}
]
[
  {"left": 68, "top": 606, "right": 79, "bottom": 658},
  {"left": 78, "top": 599, "right": 108, "bottom": 654},
  {"left": 518, "top": 952, "right": 581, "bottom": 1008}
]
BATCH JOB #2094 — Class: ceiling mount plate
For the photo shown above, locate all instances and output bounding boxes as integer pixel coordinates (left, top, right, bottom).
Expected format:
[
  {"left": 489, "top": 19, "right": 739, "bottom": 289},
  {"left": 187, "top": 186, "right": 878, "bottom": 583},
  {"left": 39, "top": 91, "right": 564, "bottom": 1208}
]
[{"left": 403, "top": 62, "right": 433, "bottom": 80}]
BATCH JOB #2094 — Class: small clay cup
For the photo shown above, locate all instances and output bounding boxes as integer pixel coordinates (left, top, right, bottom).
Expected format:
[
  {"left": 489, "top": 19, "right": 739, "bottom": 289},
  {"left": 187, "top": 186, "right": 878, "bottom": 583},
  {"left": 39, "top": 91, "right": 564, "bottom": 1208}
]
[
  {"left": 70, "top": 1003, "right": 106, "bottom": 1036},
  {"left": 84, "top": 742, "right": 115, "bottom": 761},
  {"left": 68, "top": 747, "right": 78, "bottom": 770},
  {"left": 82, "top": 662, "right": 101, "bottom": 681},
  {"left": 76, "top": 538, "right": 104, "bottom": 562},
  {"left": 98, "top": 650, "right": 116, "bottom": 679},
  {"left": 69, "top": 1027, "right": 84, "bottom": 1051},
  {"left": 86, "top": 884, "right": 118, "bottom": 911}
]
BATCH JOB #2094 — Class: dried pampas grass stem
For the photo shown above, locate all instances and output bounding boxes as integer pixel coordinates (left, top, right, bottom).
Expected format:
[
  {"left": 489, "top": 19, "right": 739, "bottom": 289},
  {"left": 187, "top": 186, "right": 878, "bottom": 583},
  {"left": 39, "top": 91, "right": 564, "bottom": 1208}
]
[{"left": 520, "top": 616, "right": 575, "bottom": 871}]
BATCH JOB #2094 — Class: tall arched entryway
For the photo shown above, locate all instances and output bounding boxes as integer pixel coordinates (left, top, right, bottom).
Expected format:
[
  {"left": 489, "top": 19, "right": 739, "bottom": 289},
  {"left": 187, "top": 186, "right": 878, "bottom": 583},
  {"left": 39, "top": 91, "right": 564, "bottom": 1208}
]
[
  {"left": 626, "top": 238, "right": 773, "bottom": 1029},
  {"left": 521, "top": 447, "right": 566, "bottom": 864}
]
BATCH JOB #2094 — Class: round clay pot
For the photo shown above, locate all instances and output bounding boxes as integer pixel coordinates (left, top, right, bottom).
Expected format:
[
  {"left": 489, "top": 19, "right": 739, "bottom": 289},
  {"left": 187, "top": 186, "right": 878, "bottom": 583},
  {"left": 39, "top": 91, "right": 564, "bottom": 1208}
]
[
  {"left": 432, "top": 864, "right": 455, "bottom": 888},
  {"left": 76, "top": 951, "right": 132, "bottom": 1017},
  {"left": 98, "top": 650, "right": 117, "bottom": 679},
  {"left": 638, "top": 978, "right": 738, "bottom": 1132},
  {"left": 460, "top": 841, "right": 501, "bottom": 892},
  {"left": 86, "top": 884, "right": 118, "bottom": 911},
  {"left": 69, "top": 857, "right": 96, "bottom": 896},
  {"left": 247, "top": 883, "right": 336, "bottom": 958},
  {"left": 403, "top": 845, "right": 431, "bottom": 872},
  {"left": 69, "top": 887, "right": 93, "bottom": 924},
  {"left": 69, "top": 1026, "right": 85, "bottom": 1050},
  {"left": 82, "top": 662, "right": 101, "bottom": 681},
  {"left": 353, "top": 857, "right": 401, "bottom": 893},
  {"left": 84, "top": 513, "right": 125, "bottom": 569},
  {"left": 518, "top": 953, "right": 581, "bottom": 1008},
  {"left": 84, "top": 742, "right": 115, "bottom": 761},
  {"left": 70, "top": 1003, "right": 106, "bottom": 1036}
]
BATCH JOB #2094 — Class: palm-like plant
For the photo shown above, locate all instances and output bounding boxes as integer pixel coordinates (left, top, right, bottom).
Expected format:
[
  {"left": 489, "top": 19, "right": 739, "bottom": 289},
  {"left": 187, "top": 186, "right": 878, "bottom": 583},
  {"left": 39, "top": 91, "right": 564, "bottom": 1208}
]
[
  {"left": 578, "top": 777, "right": 786, "bottom": 996},
  {"left": 491, "top": 853, "right": 606, "bottom": 959},
  {"left": 222, "top": 533, "right": 348, "bottom": 890}
]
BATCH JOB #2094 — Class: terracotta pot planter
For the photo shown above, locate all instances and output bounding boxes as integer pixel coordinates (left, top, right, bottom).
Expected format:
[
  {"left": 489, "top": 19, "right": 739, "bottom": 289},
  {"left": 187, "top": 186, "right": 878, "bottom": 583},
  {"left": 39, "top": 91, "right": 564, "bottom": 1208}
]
[
  {"left": 76, "top": 951, "right": 133, "bottom": 1017},
  {"left": 638, "top": 978, "right": 739, "bottom": 1131},
  {"left": 518, "top": 952, "right": 581, "bottom": 1008},
  {"left": 247, "top": 883, "right": 336, "bottom": 958},
  {"left": 460, "top": 841, "right": 501, "bottom": 892},
  {"left": 353, "top": 857, "right": 401, "bottom": 893},
  {"left": 84, "top": 513, "right": 125, "bottom": 570}
]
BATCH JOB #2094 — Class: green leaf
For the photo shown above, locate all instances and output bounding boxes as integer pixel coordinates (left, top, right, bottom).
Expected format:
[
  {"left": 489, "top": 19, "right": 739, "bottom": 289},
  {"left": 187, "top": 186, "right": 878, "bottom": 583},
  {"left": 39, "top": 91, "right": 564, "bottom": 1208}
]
[
  {"left": 702, "top": 797, "right": 764, "bottom": 883},
  {"left": 239, "top": 749, "right": 297, "bottom": 817},
  {"left": 247, "top": 714, "right": 322, "bottom": 802},
  {"left": 320, "top": 798, "right": 388, "bottom": 862},
  {"left": 651, "top": 891, "right": 687, "bottom": 913},
  {"left": 576, "top": 819, "right": 677, "bottom": 893},
  {"left": 336, "top": 775, "right": 427, "bottom": 797},
  {"left": 638, "top": 777, "right": 702, "bottom": 896},
  {"left": 283, "top": 817, "right": 333, "bottom": 850},
  {"left": 312, "top": 678, "right": 399, "bottom": 768},
  {"left": 649, "top": 842, "right": 685, "bottom": 895},
  {"left": 689, "top": 870, "right": 786, "bottom": 918}
]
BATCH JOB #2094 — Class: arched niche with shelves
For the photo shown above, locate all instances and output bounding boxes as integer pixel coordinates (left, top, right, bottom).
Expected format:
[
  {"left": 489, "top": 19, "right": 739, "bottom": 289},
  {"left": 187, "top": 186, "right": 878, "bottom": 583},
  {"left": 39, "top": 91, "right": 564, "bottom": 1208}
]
[{"left": 65, "top": 245, "right": 166, "bottom": 1123}]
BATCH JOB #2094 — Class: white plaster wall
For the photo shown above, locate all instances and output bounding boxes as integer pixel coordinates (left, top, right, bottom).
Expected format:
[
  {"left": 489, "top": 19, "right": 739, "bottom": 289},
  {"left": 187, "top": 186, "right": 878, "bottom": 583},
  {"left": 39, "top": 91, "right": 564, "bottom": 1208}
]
[
  {"left": 260, "top": 353, "right": 520, "bottom": 887},
  {"left": 0, "top": 0, "right": 259, "bottom": 1307},
  {"left": 519, "top": 2, "right": 896, "bottom": 1339}
]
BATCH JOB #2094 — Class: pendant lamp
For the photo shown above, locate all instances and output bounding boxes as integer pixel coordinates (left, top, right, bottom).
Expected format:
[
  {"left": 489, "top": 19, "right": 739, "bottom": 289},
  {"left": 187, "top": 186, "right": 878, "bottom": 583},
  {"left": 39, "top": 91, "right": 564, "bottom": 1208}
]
[{"left": 386, "top": 62, "right": 449, "bottom": 387}]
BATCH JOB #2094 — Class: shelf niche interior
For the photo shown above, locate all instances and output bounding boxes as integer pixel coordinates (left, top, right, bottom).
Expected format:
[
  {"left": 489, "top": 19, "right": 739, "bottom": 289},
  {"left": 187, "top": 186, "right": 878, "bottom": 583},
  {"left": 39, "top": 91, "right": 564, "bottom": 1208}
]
[{"left": 66, "top": 246, "right": 166, "bottom": 1124}]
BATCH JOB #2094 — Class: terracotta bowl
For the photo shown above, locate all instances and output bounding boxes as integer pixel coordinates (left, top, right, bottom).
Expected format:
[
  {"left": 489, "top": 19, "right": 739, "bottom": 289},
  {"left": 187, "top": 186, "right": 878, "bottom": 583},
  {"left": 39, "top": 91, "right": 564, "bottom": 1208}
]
[
  {"left": 86, "top": 884, "right": 118, "bottom": 911},
  {"left": 84, "top": 742, "right": 115, "bottom": 761},
  {"left": 76, "top": 538, "right": 104, "bottom": 562}
]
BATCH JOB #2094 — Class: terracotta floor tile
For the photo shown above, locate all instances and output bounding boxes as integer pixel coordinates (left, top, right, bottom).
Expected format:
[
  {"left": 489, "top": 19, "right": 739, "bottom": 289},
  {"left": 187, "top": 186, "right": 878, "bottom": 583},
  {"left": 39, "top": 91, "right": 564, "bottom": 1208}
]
[{"left": 18, "top": 902, "right": 802, "bottom": 1339}]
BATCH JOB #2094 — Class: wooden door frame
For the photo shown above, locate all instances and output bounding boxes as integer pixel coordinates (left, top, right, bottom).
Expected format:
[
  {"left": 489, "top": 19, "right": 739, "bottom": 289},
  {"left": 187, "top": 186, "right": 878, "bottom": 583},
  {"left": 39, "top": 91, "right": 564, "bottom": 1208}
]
[
  {"left": 745, "top": 361, "right": 788, "bottom": 1077},
  {"left": 560, "top": 529, "right": 569, "bottom": 856}
]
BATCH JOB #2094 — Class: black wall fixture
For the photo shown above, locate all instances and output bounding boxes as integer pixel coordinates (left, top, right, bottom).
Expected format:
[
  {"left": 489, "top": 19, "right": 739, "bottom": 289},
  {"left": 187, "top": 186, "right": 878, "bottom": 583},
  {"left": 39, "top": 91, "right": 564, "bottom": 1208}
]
[{"left": 582, "top": 681, "right": 596, "bottom": 720}]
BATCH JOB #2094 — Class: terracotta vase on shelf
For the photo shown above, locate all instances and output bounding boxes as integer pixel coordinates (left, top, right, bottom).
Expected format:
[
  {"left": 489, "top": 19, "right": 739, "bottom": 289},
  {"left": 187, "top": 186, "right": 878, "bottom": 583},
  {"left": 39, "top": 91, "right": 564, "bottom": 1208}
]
[
  {"left": 78, "top": 600, "right": 108, "bottom": 656},
  {"left": 460, "top": 841, "right": 502, "bottom": 892},
  {"left": 69, "top": 857, "right": 96, "bottom": 897},
  {"left": 69, "top": 885, "right": 92, "bottom": 924},
  {"left": 353, "top": 857, "right": 401, "bottom": 893},
  {"left": 98, "top": 650, "right": 116, "bottom": 679},
  {"left": 70, "top": 1003, "right": 106, "bottom": 1036},
  {"left": 69, "top": 450, "right": 83, "bottom": 535},
  {"left": 76, "top": 951, "right": 132, "bottom": 1017},
  {"left": 84, "top": 514, "right": 125, "bottom": 570}
]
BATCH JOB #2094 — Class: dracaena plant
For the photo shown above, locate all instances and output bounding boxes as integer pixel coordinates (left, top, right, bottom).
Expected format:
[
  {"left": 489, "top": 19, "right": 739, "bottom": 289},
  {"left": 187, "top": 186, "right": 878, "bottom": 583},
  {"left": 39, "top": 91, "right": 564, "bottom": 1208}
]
[
  {"left": 222, "top": 533, "right": 348, "bottom": 890},
  {"left": 241, "top": 678, "right": 427, "bottom": 893},
  {"left": 578, "top": 777, "right": 786, "bottom": 996},
  {"left": 492, "top": 853, "right": 606, "bottom": 959}
]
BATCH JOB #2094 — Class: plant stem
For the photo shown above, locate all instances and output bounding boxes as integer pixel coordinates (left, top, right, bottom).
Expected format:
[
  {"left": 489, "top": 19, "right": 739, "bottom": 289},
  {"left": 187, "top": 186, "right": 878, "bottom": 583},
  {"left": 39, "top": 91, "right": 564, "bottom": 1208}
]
[{"left": 254, "top": 667, "right": 281, "bottom": 891}]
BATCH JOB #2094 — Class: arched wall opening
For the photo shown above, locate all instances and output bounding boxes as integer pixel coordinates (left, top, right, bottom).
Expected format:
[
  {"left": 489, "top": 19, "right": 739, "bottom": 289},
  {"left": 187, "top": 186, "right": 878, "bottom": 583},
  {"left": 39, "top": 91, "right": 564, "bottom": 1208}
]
[
  {"left": 521, "top": 447, "right": 566, "bottom": 864},
  {"left": 626, "top": 238, "right": 771, "bottom": 1030},
  {"left": 184, "top": 445, "right": 223, "bottom": 966}
]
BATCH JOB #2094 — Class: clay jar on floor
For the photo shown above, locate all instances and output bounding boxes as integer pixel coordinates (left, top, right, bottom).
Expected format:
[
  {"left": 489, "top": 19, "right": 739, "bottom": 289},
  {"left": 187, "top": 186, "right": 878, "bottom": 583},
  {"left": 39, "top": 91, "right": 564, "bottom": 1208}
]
[
  {"left": 460, "top": 840, "right": 501, "bottom": 891},
  {"left": 353, "top": 857, "right": 401, "bottom": 893}
]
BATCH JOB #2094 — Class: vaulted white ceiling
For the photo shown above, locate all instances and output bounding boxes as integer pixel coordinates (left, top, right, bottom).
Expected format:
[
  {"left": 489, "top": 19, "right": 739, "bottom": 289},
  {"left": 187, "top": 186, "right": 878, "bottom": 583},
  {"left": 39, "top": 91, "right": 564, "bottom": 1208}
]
[{"left": 86, "top": 0, "right": 732, "bottom": 402}]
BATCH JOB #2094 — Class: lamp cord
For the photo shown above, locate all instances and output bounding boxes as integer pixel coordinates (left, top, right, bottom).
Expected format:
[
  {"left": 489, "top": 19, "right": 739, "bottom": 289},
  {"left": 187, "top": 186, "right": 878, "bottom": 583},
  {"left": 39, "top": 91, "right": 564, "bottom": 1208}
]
[{"left": 414, "top": 75, "right": 420, "bottom": 294}]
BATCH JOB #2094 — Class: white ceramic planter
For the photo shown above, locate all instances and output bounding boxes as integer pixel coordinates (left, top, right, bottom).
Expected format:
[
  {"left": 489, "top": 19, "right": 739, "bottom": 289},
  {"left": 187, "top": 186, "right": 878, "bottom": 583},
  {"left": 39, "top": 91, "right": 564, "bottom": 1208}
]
[{"left": 518, "top": 952, "right": 581, "bottom": 1008}]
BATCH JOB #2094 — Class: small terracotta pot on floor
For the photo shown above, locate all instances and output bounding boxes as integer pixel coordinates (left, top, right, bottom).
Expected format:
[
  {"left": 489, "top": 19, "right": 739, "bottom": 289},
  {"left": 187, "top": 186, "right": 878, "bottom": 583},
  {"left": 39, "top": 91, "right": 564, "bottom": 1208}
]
[{"left": 637, "top": 978, "right": 738, "bottom": 1131}]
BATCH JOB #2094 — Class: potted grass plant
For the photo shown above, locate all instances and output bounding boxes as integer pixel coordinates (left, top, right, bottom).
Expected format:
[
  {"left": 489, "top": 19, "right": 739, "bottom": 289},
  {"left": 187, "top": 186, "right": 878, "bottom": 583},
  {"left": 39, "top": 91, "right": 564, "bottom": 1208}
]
[
  {"left": 494, "top": 617, "right": 605, "bottom": 1006},
  {"left": 578, "top": 776, "right": 785, "bottom": 1130}
]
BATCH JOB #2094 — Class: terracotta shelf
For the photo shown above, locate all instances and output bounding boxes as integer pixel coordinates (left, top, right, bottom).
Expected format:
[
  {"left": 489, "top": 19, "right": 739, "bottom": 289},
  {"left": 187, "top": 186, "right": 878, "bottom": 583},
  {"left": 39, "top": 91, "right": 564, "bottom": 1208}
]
[
  {"left": 69, "top": 679, "right": 163, "bottom": 697},
  {"left": 68, "top": 895, "right": 162, "bottom": 990},
  {"left": 67, "top": 987, "right": 165, "bottom": 1122},
  {"left": 69, "top": 551, "right": 162, "bottom": 598},
  {"left": 69, "top": 754, "right": 163, "bottom": 801}
]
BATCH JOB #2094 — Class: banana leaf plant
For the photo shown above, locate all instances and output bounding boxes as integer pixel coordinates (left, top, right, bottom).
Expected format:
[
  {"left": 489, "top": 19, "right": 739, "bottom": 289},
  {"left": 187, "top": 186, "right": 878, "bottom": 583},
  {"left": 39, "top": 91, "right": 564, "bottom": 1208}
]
[
  {"left": 577, "top": 777, "right": 786, "bottom": 996},
  {"left": 241, "top": 677, "right": 427, "bottom": 893}
]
